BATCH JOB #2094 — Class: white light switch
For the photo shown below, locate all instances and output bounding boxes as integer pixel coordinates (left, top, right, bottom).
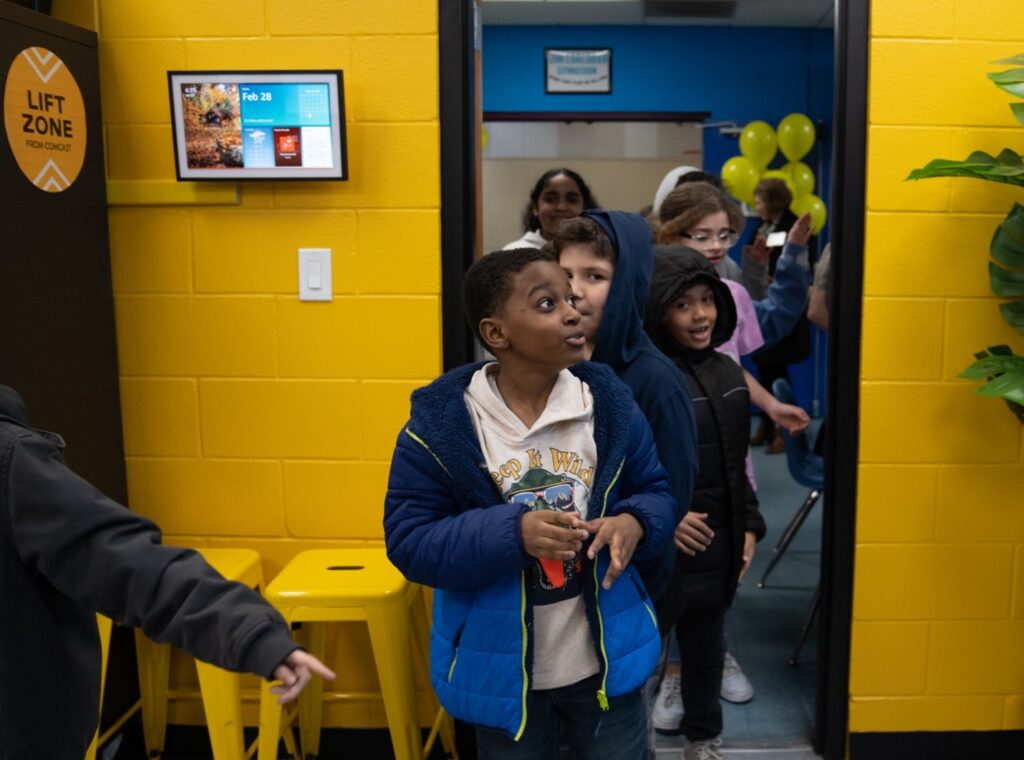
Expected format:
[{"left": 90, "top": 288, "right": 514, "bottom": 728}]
[{"left": 298, "top": 248, "right": 332, "bottom": 301}]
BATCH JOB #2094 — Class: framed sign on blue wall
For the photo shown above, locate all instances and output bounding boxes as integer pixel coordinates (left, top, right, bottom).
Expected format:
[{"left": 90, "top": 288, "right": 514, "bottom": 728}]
[{"left": 544, "top": 48, "right": 611, "bottom": 94}]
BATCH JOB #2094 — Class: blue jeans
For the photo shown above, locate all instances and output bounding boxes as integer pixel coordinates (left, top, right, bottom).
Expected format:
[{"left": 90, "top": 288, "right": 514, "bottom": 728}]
[{"left": 475, "top": 674, "right": 648, "bottom": 760}]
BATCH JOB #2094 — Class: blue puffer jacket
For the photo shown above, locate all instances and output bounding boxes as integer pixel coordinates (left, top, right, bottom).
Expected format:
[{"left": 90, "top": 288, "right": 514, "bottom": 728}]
[{"left": 384, "top": 361, "right": 676, "bottom": 739}]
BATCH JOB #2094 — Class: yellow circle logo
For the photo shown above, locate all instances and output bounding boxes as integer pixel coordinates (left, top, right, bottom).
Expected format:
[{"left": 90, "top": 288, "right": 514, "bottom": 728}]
[{"left": 3, "top": 47, "right": 86, "bottom": 192}]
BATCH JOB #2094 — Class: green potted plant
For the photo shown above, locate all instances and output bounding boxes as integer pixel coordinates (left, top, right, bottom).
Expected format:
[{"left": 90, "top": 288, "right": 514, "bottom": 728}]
[{"left": 907, "top": 54, "right": 1024, "bottom": 423}]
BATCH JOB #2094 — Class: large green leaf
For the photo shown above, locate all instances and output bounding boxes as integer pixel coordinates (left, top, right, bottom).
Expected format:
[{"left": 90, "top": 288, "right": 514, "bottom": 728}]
[
  {"left": 988, "top": 67, "right": 1024, "bottom": 85},
  {"left": 1011, "top": 103, "right": 1024, "bottom": 127},
  {"left": 993, "top": 80, "right": 1024, "bottom": 99},
  {"left": 994, "top": 55, "right": 1024, "bottom": 65},
  {"left": 999, "top": 300, "right": 1024, "bottom": 333},
  {"left": 990, "top": 262, "right": 1024, "bottom": 296},
  {"left": 991, "top": 211, "right": 1024, "bottom": 269},
  {"left": 959, "top": 346, "right": 1024, "bottom": 408},
  {"left": 906, "top": 151, "right": 1024, "bottom": 185}
]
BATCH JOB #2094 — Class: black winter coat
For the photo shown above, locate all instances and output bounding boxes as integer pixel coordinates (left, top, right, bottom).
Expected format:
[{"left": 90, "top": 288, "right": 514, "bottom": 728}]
[
  {"left": 644, "top": 248, "right": 766, "bottom": 621},
  {"left": 0, "top": 386, "right": 298, "bottom": 760}
]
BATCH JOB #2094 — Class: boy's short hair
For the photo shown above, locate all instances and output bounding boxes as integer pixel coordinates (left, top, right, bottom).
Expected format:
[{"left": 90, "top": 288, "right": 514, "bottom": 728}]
[
  {"left": 550, "top": 217, "right": 617, "bottom": 264},
  {"left": 754, "top": 178, "right": 793, "bottom": 216},
  {"left": 463, "top": 247, "right": 556, "bottom": 347}
]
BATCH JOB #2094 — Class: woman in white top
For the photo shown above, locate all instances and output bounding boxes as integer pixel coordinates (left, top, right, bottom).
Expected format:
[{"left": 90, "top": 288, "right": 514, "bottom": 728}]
[{"left": 503, "top": 168, "right": 599, "bottom": 249}]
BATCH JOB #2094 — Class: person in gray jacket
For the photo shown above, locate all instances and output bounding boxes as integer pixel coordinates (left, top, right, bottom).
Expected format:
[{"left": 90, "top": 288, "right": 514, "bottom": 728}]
[{"left": 0, "top": 384, "right": 334, "bottom": 760}]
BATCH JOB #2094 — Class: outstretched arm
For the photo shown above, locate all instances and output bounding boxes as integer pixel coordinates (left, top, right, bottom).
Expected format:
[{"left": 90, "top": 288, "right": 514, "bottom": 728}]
[{"left": 742, "top": 368, "right": 809, "bottom": 434}]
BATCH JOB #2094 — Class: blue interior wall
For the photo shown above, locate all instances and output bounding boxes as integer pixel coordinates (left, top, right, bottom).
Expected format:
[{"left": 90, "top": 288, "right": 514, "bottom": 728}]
[{"left": 483, "top": 24, "right": 834, "bottom": 415}]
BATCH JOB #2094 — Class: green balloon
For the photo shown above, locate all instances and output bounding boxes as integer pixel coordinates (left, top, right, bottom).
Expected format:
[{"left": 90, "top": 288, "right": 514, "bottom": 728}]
[
  {"left": 721, "top": 155, "right": 760, "bottom": 205},
  {"left": 739, "top": 121, "right": 777, "bottom": 170},
  {"left": 784, "top": 161, "right": 815, "bottom": 197},
  {"left": 777, "top": 113, "right": 815, "bottom": 162}
]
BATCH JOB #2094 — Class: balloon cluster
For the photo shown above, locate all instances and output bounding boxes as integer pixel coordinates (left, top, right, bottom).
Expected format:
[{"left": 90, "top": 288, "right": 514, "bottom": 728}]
[{"left": 720, "top": 114, "right": 827, "bottom": 233}]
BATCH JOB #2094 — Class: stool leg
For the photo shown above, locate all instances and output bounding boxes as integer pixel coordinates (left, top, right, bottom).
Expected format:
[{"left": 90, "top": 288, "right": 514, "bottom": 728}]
[
  {"left": 297, "top": 623, "right": 327, "bottom": 758},
  {"left": 135, "top": 630, "right": 171, "bottom": 757},
  {"left": 258, "top": 680, "right": 285, "bottom": 760},
  {"left": 412, "top": 591, "right": 457, "bottom": 759},
  {"left": 367, "top": 601, "right": 421, "bottom": 760},
  {"left": 86, "top": 616, "right": 115, "bottom": 760},
  {"left": 195, "top": 662, "right": 245, "bottom": 760}
]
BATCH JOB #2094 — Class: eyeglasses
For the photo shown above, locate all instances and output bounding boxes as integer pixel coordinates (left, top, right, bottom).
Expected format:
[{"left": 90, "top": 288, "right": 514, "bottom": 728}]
[
  {"left": 508, "top": 482, "right": 575, "bottom": 510},
  {"left": 682, "top": 230, "right": 739, "bottom": 247}
]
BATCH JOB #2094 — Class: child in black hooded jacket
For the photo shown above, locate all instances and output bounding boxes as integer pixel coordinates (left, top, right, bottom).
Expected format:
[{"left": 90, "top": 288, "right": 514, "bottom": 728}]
[{"left": 642, "top": 245, "right": 766, "bottom": 759}]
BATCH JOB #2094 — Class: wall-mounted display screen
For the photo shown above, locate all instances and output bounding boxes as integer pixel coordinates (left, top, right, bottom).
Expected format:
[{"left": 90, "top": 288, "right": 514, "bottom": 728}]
[{"left": 167, "top": 70, "right": 347, "bottom": 181}]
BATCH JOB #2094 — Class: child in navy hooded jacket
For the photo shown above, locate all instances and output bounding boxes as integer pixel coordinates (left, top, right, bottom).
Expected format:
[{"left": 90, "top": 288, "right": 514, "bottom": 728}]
[{"left": 384, "top": 248, "right": 675, "bottom": 757}]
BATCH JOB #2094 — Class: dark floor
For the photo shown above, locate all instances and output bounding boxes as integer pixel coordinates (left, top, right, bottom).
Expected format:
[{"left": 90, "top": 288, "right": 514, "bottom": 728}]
[{"left": 106, "top": 429, "right": 824, "bottom": 760}]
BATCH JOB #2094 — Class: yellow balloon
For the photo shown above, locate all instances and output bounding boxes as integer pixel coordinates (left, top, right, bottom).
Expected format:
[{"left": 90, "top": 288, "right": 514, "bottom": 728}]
[
  {"left": 481, "top": 125, "right": 489, "bottom": 151},
  {"left": 783, "top": 161, "right": 814, "bottom": 197},
  {"left": 792, "top": 193, "right": 827, "bottom": 233},
  {"left": 760, "top": 169, "right": 796, "bottom": 198},
  {"left": 721, "top": 156, "right": 760, "bottom": 205},
  {"left": 777, "top": 113, "right": 816, "bottom": 162},
  {"left": 739, "top": 120, "right": 777, "bottom": 170}
]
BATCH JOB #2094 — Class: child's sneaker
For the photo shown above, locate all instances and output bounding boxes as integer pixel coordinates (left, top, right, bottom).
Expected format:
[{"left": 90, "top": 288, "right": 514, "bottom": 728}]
[
  {"left": 720, "top": 650, "right": 754, "bottom": 703},
  {"left": 683, "top": 736, "right": 726, "bottom": 760},
  {"left": 652, "top": 671, "right": 683, "bottom": 734}
]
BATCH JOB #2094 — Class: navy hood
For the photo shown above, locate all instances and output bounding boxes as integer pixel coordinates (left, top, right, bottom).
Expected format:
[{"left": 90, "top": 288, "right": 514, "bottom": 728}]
[
  {"left": 0, "top": 385, "right": 28, "bottom": 426},
  {"left": 645, "top": 246, "right": 738, "bottom": 358},
  {"left": 584, "top": 210, "right": 658, "bottom": 371}
]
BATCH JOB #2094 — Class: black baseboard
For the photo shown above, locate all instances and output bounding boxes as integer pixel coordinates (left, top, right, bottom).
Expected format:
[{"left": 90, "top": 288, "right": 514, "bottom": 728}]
[{"left": 850, "top": 730, "right": 1024, "bottom": 760}]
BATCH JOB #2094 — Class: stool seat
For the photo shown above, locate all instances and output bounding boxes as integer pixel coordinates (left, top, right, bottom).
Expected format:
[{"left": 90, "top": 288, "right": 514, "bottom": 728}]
[
  {"left": 258, "top": 548, "right": 456, "bottom": 760},
  {"left": 203, "top": 548, "right": 263, "bottom": 590}
]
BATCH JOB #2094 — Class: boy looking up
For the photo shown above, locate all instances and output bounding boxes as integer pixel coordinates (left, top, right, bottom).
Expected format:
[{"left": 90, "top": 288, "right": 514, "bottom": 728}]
[
  {"left": 643, "top": 247, "right": 767, "bottom": 760},
  {"left": 552, "top": 212, "right": 698, "bottom": 620},
  {"left": 384, "top": 248, "right": 675, "bottom": 759}
]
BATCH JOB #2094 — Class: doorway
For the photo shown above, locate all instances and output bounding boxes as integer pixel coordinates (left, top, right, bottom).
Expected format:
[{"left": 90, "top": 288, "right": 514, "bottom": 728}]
[{"left": 438, "top": 2, "right": 868, "bottom": 758}]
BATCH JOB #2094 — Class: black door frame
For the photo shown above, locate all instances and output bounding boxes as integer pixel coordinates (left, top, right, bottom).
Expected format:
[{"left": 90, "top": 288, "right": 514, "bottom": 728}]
[{"left": 438, "top": 3, "right": 870, "bottom": 758}]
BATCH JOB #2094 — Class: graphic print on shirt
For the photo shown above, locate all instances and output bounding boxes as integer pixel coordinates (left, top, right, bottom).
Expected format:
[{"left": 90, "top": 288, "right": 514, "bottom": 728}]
[{"left": 493, "top": 447, "right": 594, "bottom": 606}]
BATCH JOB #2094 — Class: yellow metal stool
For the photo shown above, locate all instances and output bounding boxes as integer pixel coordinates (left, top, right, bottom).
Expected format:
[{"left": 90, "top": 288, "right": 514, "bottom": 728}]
[
  {"left": 256, "top": 548, "right": 457, "bottom": 760},
  {"left": 135, "top": 548, "right": 291, "bottom": 760},
  {"left": 85, "top": 614, "right": 114, "bottom": 760}
]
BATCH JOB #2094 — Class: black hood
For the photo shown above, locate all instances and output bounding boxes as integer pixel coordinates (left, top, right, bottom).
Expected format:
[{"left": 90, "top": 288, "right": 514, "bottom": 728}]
[
  {"left": 644, "top": 246, "right": 738, "bottom": 357},
  {"left": 583, "top": 210, "right": 659, "bottom": 371},
  {"left": 0, "top": 385, "right": 28, "bottom": 426}
]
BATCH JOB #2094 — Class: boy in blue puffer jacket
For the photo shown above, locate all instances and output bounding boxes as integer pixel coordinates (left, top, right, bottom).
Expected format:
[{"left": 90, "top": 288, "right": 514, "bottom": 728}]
[{"left": 384, "top": 247, "right": 675, "bottom": 759}]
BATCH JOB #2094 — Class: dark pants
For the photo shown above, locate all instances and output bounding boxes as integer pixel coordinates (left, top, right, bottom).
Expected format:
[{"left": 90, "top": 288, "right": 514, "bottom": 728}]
[
  {"left": 675, "top": 604, "right": 726, "bottom": 742},
  {"left": 475, "top": 673, "right": 648, "bottom": 760}
]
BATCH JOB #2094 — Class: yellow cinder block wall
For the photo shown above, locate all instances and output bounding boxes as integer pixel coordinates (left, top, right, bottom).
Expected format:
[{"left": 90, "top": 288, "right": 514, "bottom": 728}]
[
  {"left": 854, "top": 0, "right": 1024, "bottom": 734},
  {"left": 53, "top": 0, "right": 441, "bottom": 728}
]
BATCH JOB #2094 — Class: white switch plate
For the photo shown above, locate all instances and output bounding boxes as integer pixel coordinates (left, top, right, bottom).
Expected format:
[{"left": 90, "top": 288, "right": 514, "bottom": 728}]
[{"left": 298, "top": 248, "right": 332, "bottom": 301}]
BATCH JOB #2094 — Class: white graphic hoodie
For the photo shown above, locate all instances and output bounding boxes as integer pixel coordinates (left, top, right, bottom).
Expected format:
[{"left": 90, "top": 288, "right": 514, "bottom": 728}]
[{"left": 464, "top": 363, "right": 600, "bottom": 690}]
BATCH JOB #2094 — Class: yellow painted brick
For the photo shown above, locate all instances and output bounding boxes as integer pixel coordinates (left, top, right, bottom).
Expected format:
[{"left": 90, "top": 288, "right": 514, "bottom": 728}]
[
  {"left": 949, "top": 128, "right": 1024, "bottom": 213},
  {"left": 849, "top": 696, "right": 1004, "bottom": 732},
  {"left": 51, "top": 0, "right": 96, "bottom": 31},
  {"left": 266, "top": 0, "right": 437, "bottom": 35},
  {"left": 935, "top": 466, "right": 1024, "bottom": 542},
  {"left": 867, "top": 127, "right": 952, "bottom": 211},
  {"left": 929, "top": 621, "right": 1024, "bottom": 694},
  {"left": 193, "top": 210, "right": 356, "bottom": 294},
  {"left": 870, "top": 41, "right": 1019, "bottom": 128},
  {"left": 199, "top": 380, "right": 361, "bottom": 458},
  {"left": 282, "top": 461, "right": 389, "bottom": 538},
  {"left": 277, "top": 297, "right": 440, "bottom": 379},
  {"left": 125, "top": 458, "right": 285, "bottom": 536},
  {"left": 108, "top": 209, "right": 192, "bottom": 293},
  {"left": 350, "top": 36, "right": 438, "bottom": 122},
  {"left": 191, "top": 297, "right": 278, "bottom": 376},
  {"left": 859, "top": 383, "right": 1021, "bottom": 463},
  {"left": 99, "top": 40, "right": 186, "bottom": 125},
  {"left": 863, "top": 213, "right": 996, "bottom": 298},
  {"left": 105, "top": 125, "right": 178, "bottom": 180},
  {"left": 114, "top": 296, "right": 195, "bottom": 375},
  {"left": 239, "top": 183, "right": 275, "bottom": 209},
  {"left": 849, "top": 621, "right": 929, "bottom": 696},
  {"left": 855, "top": 466, "right": 936, "bottom": 543},
  {"left": 356, "top": 211, "right": 441, "bottom": 294},
  {"left": 185, "top": 36, "right": 352, "bottom": 72},
  {"left": 870, "top": 0, "right": 954, "bottom": 38},
  {"left": 943, "top": 299, "right": 1024, "bottom": 380},
  {"left": 361, "top": 381, "right": 423, "bottom": 460},
  {"left": 119, "top": 379, "right": 199, "bottom": 456},
  {"left": 1015, "top": 546, "right": 1024, "bottom": 619},
  {"left": 861, "top": 298, "right": 945, "bottom": 380},
  {"left": 100, "top": 0, "right": 265, "bottom": 37},
  {"left": 955, "top": 1, "right": 1024, "bottom": 41},
  {"left": 853, "top": 544, "right": 1012, "bottom": 620},
  {"left": 273, "top": 124, "right": 440, "bottom": 210},
  {"left": 1006, "top": 695, "right": 1024, "bottom": 729}
]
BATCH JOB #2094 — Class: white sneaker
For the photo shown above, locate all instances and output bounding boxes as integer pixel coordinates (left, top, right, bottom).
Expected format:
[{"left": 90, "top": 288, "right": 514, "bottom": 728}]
[
  {"left": 720, "top": 651, "right": 753, "bottom": 703},
  {"left": 652, "top": 671, "right": 683, "bottom": 734},
  {"left": 683, "top": 736, "right": 726, "bottom": 760}
]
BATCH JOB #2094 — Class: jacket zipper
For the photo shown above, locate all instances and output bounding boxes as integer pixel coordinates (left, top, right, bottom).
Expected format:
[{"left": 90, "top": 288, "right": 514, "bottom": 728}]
[
  {"left": 515, "top": 569, "right": 529, "bottom": 740},
  {"left": 592, "top": 457, "right": 625, "bottom": 711}
]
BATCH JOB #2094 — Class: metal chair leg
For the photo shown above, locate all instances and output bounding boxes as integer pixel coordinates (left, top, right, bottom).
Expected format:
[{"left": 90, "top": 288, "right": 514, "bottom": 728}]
[
  {"left": 759, "top": 488, "right": 822, "bottom": 588},
  {"left": 788, "top": 584, "right": 821, "bottom": 667}
]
